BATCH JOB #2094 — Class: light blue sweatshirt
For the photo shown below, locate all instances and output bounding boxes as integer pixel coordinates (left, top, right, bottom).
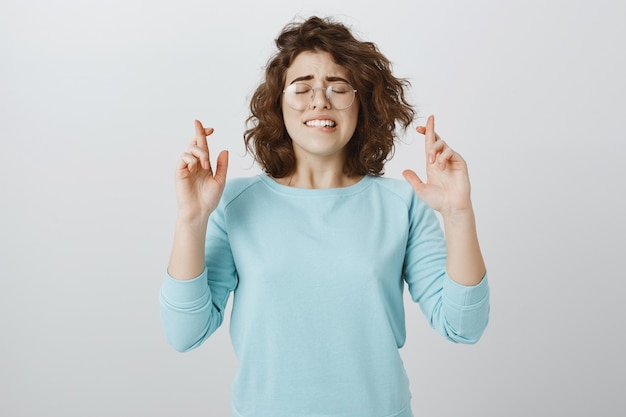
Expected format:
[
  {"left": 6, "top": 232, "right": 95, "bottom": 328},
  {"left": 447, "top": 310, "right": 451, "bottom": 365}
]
[{"left": 160, "top": 174, "right": 489, "bottom": 417}]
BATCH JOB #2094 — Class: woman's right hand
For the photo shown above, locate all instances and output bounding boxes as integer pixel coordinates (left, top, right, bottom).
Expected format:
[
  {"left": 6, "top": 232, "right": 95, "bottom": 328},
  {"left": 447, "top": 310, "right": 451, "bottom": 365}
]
[{"left": 175, "top": 120, "right": 229, "bottom": 221}]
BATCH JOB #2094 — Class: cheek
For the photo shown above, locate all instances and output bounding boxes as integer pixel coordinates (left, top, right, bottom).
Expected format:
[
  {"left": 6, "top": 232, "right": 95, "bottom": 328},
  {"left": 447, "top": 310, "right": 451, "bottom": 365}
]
[
  {"left": 345, "top": 107, "right": 359, "bottom": 135},
  {"left": 282, "top": 107, "right": 301, "bottom": 137}
]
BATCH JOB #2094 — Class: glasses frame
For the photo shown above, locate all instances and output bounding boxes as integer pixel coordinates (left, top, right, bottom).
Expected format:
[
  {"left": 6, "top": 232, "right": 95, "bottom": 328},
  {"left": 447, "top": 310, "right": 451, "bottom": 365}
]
[{"left": 282, "top": 82, "right": 357, "bottom": 110}]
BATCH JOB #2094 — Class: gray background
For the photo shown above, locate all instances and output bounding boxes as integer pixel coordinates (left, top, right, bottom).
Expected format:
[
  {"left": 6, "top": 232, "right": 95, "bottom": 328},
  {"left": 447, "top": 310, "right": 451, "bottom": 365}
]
[{"left": 1, "top": 0, "right": 624, "bottom": 416}]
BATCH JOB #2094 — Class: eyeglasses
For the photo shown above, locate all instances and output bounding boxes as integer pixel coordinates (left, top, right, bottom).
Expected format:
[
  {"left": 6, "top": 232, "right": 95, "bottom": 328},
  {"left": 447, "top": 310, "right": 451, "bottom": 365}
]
[{"left": 283, "top": 82, "right": 357, "bottom": 110}]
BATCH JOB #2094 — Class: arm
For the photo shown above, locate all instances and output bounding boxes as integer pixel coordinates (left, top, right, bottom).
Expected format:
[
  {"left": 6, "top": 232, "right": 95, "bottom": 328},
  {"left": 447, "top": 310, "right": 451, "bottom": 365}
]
[
  {"left": 403, "top": 193, "right": 489, "bottom": 344},
  {"left": 160, "top": 120, "right": 232, "bottom": 352},
  {"left": 402, "top": 115, "right": 489, "bottom": 342}
]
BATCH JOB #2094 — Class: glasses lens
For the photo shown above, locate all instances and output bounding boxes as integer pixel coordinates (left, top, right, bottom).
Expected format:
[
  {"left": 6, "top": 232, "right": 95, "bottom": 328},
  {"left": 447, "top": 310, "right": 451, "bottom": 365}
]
[
  {"left": 283, "top": 83, "right": 311, "bottom": 110},
  {"left": 284, "top": 83, "right": 355, "bottom": 110},
  {"left": 328, "top": 83, "right": 355, "bottom": 109}
]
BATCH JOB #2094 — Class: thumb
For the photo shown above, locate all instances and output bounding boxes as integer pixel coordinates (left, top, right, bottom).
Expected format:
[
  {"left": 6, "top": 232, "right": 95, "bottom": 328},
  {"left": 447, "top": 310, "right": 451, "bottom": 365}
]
[
  {"left": 402, "top": 169, "right": 426, "bottom": 195},
  {"left": 214, "top": 150, "right": 229, "bottom": 185}
]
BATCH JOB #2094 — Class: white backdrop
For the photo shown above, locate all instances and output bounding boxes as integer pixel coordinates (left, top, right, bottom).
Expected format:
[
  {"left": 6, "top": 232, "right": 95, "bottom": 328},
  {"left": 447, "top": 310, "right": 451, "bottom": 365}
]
[{"left": 1, "top": 0, "right": 625, "bottom": 416}]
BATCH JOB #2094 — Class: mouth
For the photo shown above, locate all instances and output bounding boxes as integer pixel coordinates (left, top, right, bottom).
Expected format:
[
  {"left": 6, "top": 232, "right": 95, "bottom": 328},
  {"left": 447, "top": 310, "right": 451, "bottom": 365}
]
[{"left": 304, "top": 119, "right": 336, "bottom": 128}]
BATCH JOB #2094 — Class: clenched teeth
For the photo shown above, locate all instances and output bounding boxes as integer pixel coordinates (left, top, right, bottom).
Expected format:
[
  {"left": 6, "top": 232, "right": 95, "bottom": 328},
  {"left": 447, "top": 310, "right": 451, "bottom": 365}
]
[{"left": 305, "top": 119, "right": 336, "bottom": 128}]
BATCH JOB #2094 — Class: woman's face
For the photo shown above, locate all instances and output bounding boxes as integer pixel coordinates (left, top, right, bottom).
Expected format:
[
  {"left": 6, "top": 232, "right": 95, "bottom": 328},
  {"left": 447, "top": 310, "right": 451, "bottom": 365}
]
[{"left": 282, "top": 51, "right": 359, "bottom": 166}]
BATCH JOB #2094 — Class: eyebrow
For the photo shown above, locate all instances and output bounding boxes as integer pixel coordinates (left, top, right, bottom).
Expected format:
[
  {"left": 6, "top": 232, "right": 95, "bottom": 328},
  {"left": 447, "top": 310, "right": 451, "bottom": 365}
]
[{"left": 288, "top": 75, "right": 351, "bottom": 85}]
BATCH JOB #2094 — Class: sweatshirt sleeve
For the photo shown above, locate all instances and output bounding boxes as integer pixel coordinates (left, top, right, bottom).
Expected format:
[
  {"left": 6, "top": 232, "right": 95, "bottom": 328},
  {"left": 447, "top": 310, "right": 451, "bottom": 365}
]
[
  {"left": 159, "top": 200, "right": 238, "bottom": 352},
  {"left": 403, "top": 194, "right": 490, "bottom": 344}
]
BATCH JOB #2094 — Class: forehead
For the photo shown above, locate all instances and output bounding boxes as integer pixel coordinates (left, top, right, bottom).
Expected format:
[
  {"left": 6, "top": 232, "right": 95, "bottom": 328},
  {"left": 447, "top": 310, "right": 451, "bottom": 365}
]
[{"left": 285, "top": 51, "right": 349, "bottom": 83}]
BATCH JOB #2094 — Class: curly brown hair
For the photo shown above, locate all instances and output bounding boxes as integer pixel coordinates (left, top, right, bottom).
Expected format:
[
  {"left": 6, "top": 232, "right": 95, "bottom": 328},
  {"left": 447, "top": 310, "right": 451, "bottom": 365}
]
[{"left": 244, "top": 16, "right": 415, "bottom": 178}]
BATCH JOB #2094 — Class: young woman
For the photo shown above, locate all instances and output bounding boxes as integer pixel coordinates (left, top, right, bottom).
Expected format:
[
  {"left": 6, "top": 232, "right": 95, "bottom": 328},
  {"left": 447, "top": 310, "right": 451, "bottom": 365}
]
[{"left": 160, "top": 16, "right": 489, "bottom": 417}]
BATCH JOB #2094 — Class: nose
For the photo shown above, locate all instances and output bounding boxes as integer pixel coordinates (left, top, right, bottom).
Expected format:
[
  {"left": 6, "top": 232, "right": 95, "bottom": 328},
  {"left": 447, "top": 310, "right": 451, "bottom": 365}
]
[{"left": 309, "top": 87, "right": 331, "bottom": 109}]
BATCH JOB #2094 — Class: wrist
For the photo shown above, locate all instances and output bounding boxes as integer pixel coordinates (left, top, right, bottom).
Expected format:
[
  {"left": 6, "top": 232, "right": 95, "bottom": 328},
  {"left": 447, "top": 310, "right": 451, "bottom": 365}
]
[
  {"left": 175, "top": 210, "right": 211, "bottom": 229},
  {"left": 441, "top": 204, "right": 475, "bottom": 224}
]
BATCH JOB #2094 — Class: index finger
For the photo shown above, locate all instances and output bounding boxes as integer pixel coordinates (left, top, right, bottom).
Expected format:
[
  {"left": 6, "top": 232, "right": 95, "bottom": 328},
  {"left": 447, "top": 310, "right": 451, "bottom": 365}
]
[
  {"left": 194, "top": 120, "right": 214, "bottom": 150},
  {"left": 424, "top": 115, "right": 436, "bottom": 147}
]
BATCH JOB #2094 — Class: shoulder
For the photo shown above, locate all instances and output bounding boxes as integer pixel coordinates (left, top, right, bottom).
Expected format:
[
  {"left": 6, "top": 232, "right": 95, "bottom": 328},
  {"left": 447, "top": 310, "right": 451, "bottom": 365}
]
[
  {"left": 369, "top": 176, "right": 432, "bottom": 217},
  {"left": 220, "top": 175, "right": 265, "bottom": 206},
  {"left": 369, "top": 176, "right": 417, "bottom": 204}
]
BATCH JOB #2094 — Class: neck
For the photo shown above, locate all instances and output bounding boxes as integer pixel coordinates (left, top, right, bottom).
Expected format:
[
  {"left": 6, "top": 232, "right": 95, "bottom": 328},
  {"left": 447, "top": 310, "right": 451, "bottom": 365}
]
[{"left": 276, "top": 162, "right": 363, "bottom": 189}]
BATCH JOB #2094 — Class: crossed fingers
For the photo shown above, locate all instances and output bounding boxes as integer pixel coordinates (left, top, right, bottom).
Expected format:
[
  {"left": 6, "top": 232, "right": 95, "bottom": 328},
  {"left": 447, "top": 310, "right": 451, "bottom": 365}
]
[
  {"left": 418, "top": 115, "right": 456, "bottom": 171},
  {"left": 180, "top": 120, "right": 214, "bottom": 173}
]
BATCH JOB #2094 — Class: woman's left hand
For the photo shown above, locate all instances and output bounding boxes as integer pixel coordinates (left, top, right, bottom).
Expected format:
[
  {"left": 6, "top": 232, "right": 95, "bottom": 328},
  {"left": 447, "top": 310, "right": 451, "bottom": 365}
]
[{"left": 402, "top": 115, "right": 472, "bottom": 217}]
